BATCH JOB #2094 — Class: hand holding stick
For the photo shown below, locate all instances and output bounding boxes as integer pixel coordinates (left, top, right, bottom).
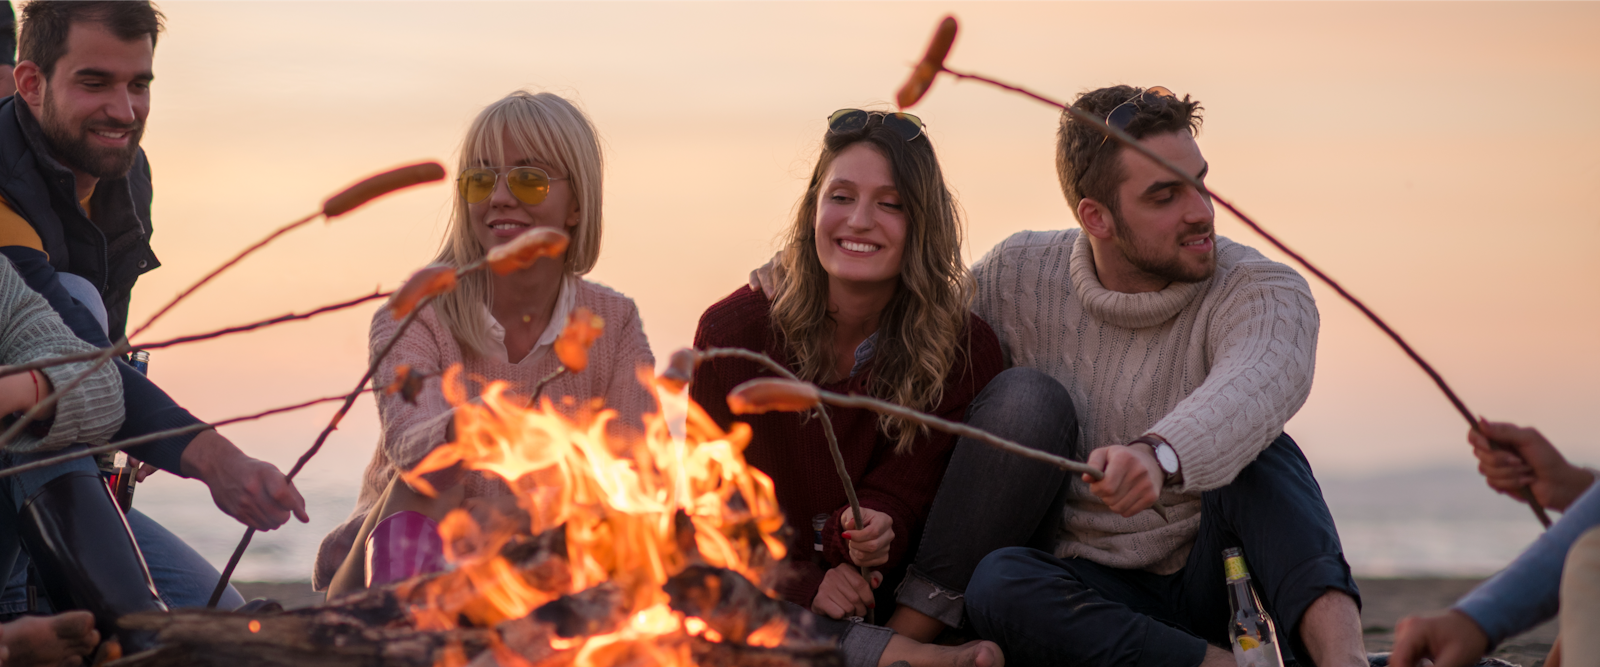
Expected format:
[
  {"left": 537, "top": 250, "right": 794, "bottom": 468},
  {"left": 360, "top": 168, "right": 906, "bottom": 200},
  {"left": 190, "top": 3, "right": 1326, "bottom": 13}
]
[{"left": 894, "top": 16, "right": 1548, "bottom": 528}]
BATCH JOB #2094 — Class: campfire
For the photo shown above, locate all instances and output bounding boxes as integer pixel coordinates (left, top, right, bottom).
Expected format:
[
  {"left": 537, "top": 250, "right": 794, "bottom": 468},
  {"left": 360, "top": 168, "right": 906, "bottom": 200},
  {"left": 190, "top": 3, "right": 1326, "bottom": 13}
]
[{"left": 109, "top": 371, "right": 838, "bottom": 667}]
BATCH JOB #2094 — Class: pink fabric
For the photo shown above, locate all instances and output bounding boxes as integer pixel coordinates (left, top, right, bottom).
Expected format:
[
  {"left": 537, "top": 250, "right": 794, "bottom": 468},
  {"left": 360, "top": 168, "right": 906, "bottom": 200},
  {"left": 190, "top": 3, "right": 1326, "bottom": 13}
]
[{"left": 365, "top": 511, "right": 446, "bottom": 587}]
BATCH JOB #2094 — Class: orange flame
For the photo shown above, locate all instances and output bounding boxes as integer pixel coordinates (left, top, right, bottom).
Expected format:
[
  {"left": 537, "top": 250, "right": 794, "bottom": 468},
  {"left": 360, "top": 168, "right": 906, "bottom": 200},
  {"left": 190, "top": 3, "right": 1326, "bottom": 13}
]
[{"left": 398, "top": 370, "right": 792, "bottom": 665}]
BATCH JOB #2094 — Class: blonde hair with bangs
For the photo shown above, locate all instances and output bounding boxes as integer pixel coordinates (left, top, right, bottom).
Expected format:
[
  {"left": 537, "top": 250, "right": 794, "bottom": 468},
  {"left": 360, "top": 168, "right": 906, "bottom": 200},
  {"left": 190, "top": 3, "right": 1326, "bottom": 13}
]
[{"left": 431, "top": 91, "right": 605, "bottom": 358}]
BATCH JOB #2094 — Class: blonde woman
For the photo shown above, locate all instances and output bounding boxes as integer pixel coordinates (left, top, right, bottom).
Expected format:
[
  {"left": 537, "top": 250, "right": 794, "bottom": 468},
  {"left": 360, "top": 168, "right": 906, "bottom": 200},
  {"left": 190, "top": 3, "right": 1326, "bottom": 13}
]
[
  {"left": 690, "top": 110, "right": 1004, "bottom": 667},
  {"left": 315, "top": 91, "right": 654, "bottom": 597}
]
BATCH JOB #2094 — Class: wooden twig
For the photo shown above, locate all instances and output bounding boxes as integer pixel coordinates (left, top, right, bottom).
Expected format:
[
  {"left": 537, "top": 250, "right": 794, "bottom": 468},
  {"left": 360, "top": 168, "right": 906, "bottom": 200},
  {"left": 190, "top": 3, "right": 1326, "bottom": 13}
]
[
  {"left": 0, "top": 290, "right": 391, "bottom": 380},
  {"left": 925, "top": 64, "right": 1549, "bottom": 528},
  {"left": 698, "top": 348, "right": 872, "bottom": 616},
  {"left": 527, "top": 367, "right": 567, "bottom": 406},
  {"left": 0, "top": 162, "right": 444, "bottom": 453},
  {"left": 208, "top": 247, "right": 510, "bottom": 607},
  {"left": 818, "top": 389, "right": 1101, "bottom": 479},
  {"left": 207, "top": 293, "right": 441, "bottom": 608},
  {"left": 128, "top": 212, "right": 318, "bottom": 342},
  {"left": 0, "top": 389, "right": 373, "bottom": 481}
]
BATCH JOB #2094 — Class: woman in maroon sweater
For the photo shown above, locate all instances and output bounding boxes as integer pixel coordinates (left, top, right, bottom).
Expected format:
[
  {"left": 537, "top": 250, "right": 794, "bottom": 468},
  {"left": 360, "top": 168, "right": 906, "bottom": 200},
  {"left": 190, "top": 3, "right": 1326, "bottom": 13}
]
[{"left": 690, "top": 111, "right": 1004, "bottom": 667}]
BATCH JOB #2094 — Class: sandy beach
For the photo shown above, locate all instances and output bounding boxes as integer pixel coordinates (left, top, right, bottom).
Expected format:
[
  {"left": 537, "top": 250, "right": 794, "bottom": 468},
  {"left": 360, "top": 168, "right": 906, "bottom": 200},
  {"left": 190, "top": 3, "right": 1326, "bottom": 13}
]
[{"left": 234, "top": 577, "right": 1558, "bottom": 667}]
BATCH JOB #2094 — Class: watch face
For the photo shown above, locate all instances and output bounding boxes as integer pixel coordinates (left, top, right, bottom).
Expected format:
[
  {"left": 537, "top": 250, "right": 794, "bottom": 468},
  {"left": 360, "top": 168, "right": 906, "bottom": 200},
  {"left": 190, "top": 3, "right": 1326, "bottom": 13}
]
[{"left": 1155, "top": 444, "right": 1179, "bottom": 474}]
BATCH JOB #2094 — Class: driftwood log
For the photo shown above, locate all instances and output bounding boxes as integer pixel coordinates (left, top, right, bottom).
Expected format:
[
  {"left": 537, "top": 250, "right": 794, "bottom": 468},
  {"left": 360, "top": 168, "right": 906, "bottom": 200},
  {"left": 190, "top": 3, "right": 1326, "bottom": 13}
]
[
  {"left": 107, "top": 585, "right": 841, "bottom": 667},
  {"left": 107, "top": 511, "right": 839, "bottom": 667}
]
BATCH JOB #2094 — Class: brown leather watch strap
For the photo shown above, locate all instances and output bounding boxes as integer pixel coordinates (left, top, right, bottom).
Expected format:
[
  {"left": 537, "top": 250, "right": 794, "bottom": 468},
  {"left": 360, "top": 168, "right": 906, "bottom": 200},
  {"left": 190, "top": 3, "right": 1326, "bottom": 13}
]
[{"left": 1130, "top": 434, "right": 1181, "bottom": 486}]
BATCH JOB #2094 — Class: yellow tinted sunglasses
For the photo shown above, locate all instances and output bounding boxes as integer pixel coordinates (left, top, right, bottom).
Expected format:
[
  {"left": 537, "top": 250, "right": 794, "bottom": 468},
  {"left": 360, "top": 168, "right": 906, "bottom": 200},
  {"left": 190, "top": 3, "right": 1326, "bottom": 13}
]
[{"left": 457, "top": 166, "right": 567, "bottom": 205}]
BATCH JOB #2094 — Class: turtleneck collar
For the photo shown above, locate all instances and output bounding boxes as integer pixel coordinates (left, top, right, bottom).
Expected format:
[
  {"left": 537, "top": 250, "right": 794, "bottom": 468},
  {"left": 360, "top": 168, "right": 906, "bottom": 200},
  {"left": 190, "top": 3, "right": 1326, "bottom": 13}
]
[{"left": 1069, "top": 230, "right": 1210, "bottom": 329}]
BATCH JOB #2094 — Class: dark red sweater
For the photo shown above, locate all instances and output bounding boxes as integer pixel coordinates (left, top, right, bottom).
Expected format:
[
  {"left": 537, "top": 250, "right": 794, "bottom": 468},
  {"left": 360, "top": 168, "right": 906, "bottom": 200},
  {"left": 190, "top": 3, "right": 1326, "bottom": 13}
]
[{"left": 690, "top": 286, "right": 1004, "bottom": 607}]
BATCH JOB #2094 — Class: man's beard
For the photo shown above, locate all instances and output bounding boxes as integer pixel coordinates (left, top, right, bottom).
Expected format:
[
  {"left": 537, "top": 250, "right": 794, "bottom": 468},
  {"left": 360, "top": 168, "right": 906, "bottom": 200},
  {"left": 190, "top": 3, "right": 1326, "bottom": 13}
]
[
  {"left": 1110, "top": 213, "right": 1216, "bottom": 284},
  {"left": 39, "top": 89, "right": 144, "bottom": 180}
]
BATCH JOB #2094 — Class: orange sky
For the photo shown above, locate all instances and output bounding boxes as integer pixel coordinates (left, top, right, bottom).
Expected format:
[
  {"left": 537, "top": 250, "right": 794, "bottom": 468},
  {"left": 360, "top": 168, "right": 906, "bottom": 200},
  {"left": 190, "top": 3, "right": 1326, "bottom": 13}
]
[{"left": 123, "top": 2, "right": 1598, "bottom": 497}]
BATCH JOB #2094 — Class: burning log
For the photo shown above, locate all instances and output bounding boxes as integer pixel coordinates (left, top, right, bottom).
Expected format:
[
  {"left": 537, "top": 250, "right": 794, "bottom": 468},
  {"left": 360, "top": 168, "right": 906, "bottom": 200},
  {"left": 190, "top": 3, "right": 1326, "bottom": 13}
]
[
  {"left": 107, "top": 609, "right": 494, "bottom": 667},
  {"left": 106, "top": 565, "right": 841, "bottom": 667}
]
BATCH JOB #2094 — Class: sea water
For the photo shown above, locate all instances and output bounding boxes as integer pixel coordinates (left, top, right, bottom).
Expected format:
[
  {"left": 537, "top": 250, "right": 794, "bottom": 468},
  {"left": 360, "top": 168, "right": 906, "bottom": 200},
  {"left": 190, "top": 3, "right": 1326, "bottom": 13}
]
[{"left": 132, "top": 464, "right": 1546, "bottom": 583}]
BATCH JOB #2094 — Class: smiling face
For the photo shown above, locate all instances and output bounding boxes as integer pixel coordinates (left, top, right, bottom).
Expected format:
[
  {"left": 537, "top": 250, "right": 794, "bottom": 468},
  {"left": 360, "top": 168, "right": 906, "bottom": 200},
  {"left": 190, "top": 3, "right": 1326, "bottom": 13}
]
[
  {"left": 467, "top": 138, "right": 579, "bottom": 259},
  {"left": 1084, "top": 131, "right": 1216, "bottom": 291},
  {"left": 30, "top": 21, "right": 153, "bottom": 180},
  {"left": 813, "top": 143, "right": 908, "bottom": 292}
]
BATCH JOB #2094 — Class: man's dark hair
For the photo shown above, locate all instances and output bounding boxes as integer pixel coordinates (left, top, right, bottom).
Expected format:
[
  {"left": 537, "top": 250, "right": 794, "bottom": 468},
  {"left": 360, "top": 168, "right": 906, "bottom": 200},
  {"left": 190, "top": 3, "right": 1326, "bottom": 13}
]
[
  {"left": 1057, "top": 85, "right": 1203, "bottom": 220},
  {"left": 17, "top": 1, "right": 164, "bottom": 78}
]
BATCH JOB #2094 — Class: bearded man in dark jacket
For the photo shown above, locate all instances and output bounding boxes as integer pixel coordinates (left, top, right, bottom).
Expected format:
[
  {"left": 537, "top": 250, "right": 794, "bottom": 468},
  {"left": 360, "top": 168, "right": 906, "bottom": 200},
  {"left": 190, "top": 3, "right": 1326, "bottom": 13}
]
[{"left": 0, "top": 0, "right": 307, "bottom": 645}]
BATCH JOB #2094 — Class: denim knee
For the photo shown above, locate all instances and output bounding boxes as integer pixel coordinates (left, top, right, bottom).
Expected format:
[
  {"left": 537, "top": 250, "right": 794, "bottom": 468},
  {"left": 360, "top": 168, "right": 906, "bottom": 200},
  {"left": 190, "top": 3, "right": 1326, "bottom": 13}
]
[
  {"left": 973, "top": 368, "right": 1071, "bottom": 416},
  {"left": 964, "top": 546, "right": 1040, "bottom": 621},
  {"left": 967, "top": 368, "right": 1077, "bottom": 455}
]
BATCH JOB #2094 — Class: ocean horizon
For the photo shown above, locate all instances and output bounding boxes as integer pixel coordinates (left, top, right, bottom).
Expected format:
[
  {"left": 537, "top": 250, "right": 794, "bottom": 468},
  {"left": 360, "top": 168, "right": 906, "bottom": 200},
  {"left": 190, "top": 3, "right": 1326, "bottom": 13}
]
[{"left": 131, "top": 461, "right": 1548, "bottom": 584}]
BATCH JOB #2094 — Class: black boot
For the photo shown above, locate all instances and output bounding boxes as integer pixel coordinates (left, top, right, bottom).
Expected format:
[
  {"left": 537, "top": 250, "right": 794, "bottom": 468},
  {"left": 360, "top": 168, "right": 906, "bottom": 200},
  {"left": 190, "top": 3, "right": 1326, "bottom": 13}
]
[{"left": 17, "top": 470, "right": 167, "bottom": 652}]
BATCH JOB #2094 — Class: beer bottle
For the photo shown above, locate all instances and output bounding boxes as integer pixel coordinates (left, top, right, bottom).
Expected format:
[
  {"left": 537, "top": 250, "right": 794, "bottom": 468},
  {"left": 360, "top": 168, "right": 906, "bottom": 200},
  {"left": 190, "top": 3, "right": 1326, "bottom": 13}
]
[
  {"left": 1223, "top": 547, "right": 1283, "bottom": 667},
  {"left": 109, "top": 350, "right": 152, "bottom": 512},
  {"left": 128, "top": 349, "right": 150, "bottom": 375}
]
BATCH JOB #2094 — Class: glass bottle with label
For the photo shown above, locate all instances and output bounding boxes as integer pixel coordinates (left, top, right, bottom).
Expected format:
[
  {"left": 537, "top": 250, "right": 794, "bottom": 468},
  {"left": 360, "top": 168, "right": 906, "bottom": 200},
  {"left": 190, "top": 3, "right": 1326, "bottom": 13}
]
[{"left": 1223, "top": 547, "right": 1283, "bottom": 667}]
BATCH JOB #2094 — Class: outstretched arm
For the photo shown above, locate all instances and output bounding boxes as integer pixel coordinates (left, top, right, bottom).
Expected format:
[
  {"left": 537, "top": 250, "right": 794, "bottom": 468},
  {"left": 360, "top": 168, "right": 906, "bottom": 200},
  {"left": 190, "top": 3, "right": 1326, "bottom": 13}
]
[{"left": 1394, "top": 481, "right": 1600, "bottom": 666}]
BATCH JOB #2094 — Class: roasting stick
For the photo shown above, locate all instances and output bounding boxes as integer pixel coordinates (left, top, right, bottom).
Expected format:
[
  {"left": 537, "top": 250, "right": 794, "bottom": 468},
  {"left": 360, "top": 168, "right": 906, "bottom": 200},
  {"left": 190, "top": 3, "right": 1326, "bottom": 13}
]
[
  {"left": 720, "top": 373, "right": 1171, "bottom": 521},
  {"left": 896, "top": 16, "right": 1550, "bottom": 528},
  {"left": 0, "top": 389, "right": 373, "bottom": 481},
  {"left": 0, "top": 290, "right": 392, "bottom": 381},
  {"left": 0, "top": 163, "right": 446, "bottom": 454},
  {"left": 208, "top": 228, "right": 572, "bottom": 607},
  {"left": 206, "top": 293, "right": 441, "bottom": 607}
]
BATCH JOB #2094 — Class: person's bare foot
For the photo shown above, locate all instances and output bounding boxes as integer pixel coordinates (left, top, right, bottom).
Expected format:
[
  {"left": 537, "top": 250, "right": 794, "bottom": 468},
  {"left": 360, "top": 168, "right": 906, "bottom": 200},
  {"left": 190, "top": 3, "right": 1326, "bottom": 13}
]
[
  {"left": 881, "top": 635, "right": 1004, "bottom": 667},
  {"left": 950, "top": 640, "right": 1004, "bottom": 667},
  {"left": 1, "top": 611, "right": 100, "bottom": 666}
]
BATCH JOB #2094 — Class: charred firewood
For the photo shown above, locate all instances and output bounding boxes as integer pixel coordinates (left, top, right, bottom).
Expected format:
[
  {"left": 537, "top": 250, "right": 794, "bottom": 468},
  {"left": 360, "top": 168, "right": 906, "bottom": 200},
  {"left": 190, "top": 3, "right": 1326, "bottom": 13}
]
[
  {"left": 533, "top": 582, "right": 624, "bottom": 638},
  {"left": 666, "top": 565, "right": 791, "bottom": 646},
  {"left": 107, "top": 609, "right": 492, "bottom": 667}
]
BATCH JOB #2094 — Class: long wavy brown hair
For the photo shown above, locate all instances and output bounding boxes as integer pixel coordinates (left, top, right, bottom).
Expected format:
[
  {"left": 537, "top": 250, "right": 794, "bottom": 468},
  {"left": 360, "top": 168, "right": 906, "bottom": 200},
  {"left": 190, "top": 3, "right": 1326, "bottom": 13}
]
[{"left": 770, "top": 115, "right": 973, "bottom": 453}]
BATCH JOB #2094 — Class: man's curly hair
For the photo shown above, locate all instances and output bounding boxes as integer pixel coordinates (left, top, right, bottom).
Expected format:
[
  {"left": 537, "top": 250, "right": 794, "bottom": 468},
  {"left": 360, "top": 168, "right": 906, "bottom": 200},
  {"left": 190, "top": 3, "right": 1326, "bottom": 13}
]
[{"left": 1057, "top": 85, "right": 1203, "bottom": 220}]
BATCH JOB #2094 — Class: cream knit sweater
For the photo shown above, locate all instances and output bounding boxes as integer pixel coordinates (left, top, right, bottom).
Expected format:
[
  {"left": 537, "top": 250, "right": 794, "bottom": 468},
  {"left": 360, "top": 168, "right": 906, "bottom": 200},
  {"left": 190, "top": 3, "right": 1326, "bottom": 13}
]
[
  {"left": 972, "top": 229, "right": 1318, "bottom": 574},
  {"left": 313, "top": 278, "right": 655, "bottom": 589}
]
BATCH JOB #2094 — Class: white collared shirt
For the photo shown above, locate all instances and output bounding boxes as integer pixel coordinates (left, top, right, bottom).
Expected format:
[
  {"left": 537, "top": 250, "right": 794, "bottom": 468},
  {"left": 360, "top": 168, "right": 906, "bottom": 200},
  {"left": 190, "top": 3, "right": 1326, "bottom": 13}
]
[{"left": 481, "top": 275, "right": 576, "bottom": 365}]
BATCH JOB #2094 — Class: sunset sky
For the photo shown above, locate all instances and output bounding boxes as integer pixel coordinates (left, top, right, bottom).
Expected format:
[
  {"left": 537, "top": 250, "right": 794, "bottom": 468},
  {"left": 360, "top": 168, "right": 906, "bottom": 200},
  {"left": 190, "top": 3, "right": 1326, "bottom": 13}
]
[{"left": 123, "top": 1, "right": 1598, "bottom": 523}]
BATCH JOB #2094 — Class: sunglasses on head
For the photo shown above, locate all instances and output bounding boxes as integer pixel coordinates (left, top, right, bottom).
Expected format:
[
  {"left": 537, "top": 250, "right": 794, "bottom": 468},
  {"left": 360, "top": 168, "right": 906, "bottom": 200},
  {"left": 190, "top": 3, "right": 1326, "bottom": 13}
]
[
  {"left": 827, "top": 109, "right": 927, "bottom": 142},
  {"left": 457, "top": 166, "right": 568, "bottom": 205},
  {"left": 1098, "top": 86, "right": 1177, "bottom": 147}
]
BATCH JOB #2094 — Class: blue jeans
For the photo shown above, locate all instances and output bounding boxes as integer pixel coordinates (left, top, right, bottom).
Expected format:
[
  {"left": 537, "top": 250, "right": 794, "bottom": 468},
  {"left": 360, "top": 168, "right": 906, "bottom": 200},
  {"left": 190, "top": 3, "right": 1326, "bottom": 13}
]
[
  {"left": 0, "top": 446, "right": 244, "bottom": 615},
  {"left": 893, "top": 367, "right": 1082, "bottom": 628},
  {"left": 964, "top": 434, "right": 1358, "bottom": 667}
]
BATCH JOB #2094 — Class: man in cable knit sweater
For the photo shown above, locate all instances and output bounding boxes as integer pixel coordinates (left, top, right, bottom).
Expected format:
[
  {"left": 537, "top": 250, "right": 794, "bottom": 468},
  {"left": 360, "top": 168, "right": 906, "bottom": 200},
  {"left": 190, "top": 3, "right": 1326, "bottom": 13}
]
[{"left": 883, "top": 86, "right": 1364, "bottom": 667}]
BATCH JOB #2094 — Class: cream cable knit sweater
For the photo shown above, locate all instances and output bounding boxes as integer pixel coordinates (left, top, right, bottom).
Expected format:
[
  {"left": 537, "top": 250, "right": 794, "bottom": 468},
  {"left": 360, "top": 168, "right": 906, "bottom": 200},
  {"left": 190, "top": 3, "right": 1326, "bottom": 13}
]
[
  {"left": 313, "top": 278, "right": 655, "bottom": 589},
  {"left": 0, "top": 258, "right": 123, "bottom": 452},
  {"left": 972, "top": 229, "right": 1318, "bottom": 574}
]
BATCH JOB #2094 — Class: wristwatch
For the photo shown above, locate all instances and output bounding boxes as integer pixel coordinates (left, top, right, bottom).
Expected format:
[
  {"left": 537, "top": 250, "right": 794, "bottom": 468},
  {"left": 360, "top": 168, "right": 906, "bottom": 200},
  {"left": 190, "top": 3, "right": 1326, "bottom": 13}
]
[{"left": 1132, "top": 435, "right": 1181, "bottom": 486}]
